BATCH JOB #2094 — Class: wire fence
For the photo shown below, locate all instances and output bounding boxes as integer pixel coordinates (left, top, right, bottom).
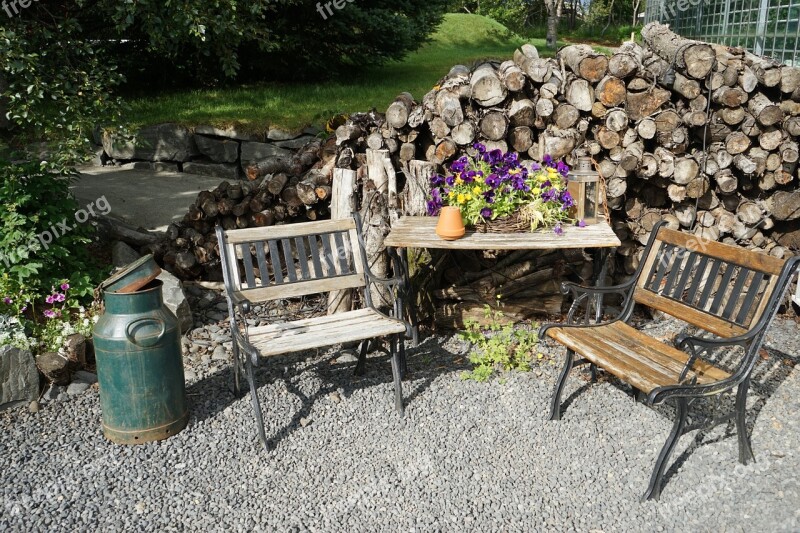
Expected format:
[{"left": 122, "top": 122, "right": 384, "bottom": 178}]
[{"left": 645, "top": 0, "right": 800, "bottom": 66}]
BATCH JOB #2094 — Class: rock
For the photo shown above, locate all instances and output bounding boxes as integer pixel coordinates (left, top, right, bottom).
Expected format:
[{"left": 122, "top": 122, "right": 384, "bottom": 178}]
[
  {"left": 336, "top": 350, "right": 359, "bottom": 364},
  {"left": 0, "top": 346, "right": 39, "bottom": 408},
  {"left": 302, "top": 125, "right": 323, "bottom": 136},
  {"left": 267, "top": 128, "right": 298, "bottom": 141},
  {"left": 329, "top": 391, "right": 342, "bottom": 404},
  {"left": 153, "top": 162, "right": 181, "bottom": 172},
  {"left": 273, "top": 135, "right": 317, "bottom": 150},
  {"left": 102, "top": 124, "right": 199, "bottom": 162},
  {"left": 112, "top": 241, "right": 141, "bottom": 267},
  {"left": 41, "top": 384, "right": 62, "bottom": 402},
  {"left": 72, "top": 370, "right": 98, "bottom": 384},
  {"left": 131, "top": 161, "right": 154, "bottom": 170},
  {"left": 89, "top": 146, "right": 110, "bottom": 167},
  {"left": 157, "top": 270, "right": 193, "bottom": 334},
  {"left": 212, "top": 345, "right": 228, "bottom": 361},
  {"left": 194, "top": 125, "right": 259, "bottom": 142},
  {"left": 299, "top": 417, "right": 312, "bottom": 427},
  {"left": 63, "top": 334, "right": 87, "bottom": 367},
  {"left": 240, "top": 142, "right": 293, "bottom": 162},
  {"left": 182, "top": 161, "right": 240, "bottom": 180},
  {"left": 28, "top": 400, "right": 39, "bottom": 413},
  {"left": 35, "top": 352, "right": 70, "bottom": 385},
  {"left": 194, "top": 135, "right": 239, "bottom": 163},
  {"left": 184, "top": 369, "right": 198, "bottom": 382},
  {"left": 66, "top": 381, "right": 90, "bottom": 396}
]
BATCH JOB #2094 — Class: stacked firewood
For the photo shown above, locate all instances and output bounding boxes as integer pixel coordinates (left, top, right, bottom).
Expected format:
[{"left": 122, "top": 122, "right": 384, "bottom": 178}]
[
  {"left": 163, "top": 22, "right": 799, "bottom": 320},
  {"left": 331, "top": 22, "right": 799, "bottom": 303},
  {"left": 161, "top": 138, "right": 337, "bottom": 279}
]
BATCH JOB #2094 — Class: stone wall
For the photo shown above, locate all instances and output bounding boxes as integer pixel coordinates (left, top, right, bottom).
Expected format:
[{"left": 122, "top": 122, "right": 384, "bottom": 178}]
[{"left": 97, "top": 123, "right": 321, "bottom": 180}]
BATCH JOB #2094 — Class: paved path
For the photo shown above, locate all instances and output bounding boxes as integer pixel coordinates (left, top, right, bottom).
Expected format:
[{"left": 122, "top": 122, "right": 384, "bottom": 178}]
[{"left": 71, "top": 166, "right": 228, "bottom": 232}]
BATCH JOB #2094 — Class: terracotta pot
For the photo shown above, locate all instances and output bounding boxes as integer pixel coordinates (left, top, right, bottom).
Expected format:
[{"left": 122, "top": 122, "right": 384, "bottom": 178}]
[{"left": 436, "top": 206, "right": 465, "bottom": 240}]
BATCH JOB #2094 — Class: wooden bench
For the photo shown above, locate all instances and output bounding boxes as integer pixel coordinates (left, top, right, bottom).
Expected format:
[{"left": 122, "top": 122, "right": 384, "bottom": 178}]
[
  {"left": 216, "top": 216, "right": 411, "bottom": 450},
  {"left": 540, "top": 221, "right": 800, "bottom": 501}
]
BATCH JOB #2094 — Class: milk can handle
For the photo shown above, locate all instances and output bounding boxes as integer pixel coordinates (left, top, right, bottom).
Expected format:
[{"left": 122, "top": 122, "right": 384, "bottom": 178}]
[{"left": 125, "top": 318, "right": 166, "bottom": 348}]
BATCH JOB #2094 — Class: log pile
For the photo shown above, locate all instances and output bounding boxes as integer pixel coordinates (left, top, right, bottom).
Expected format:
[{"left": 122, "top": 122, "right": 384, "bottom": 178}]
[
  {"left": 328, "top": 21, "right": 799, "bottom": 319},
  {"left": 159, "top": 138, "right": 335, "bottom": 279},
  {"left": 163, "top": 22, "right": 799, "bottom": 319}
]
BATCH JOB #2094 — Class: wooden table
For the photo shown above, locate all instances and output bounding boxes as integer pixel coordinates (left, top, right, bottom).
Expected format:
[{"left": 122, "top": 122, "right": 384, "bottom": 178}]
[{"left": 384, "top": 217, "right": 622, "bottom": 343}]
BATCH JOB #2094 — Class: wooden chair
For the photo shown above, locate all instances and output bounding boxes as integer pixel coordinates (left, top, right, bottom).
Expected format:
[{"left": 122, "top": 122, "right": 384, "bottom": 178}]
[
  {"left": 216, "top": 215, "right": 411, "bottom": 450},
  {"left": 541, "top": 221, "right": 800, "bottom": 500}
]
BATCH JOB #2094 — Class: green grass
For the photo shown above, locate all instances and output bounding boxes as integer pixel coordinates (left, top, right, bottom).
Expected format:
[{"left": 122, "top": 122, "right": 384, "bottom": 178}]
[{"left": 124, "top": 14, "right": 563, "bottom": 134}]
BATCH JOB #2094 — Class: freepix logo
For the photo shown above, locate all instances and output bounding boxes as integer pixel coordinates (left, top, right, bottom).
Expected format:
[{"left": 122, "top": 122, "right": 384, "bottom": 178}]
[
  {"left": 2, "top": 0, "right": 39, "bottom": 18},
  {"left": 316, "top": 0, "right": 356, "bottom": 20},
  {"left": 0, "top": 196, "right": 111, "bottom": 268}
]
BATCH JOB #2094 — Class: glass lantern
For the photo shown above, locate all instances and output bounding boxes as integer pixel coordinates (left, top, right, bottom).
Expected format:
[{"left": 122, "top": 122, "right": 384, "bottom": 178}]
[{"left": 567, "top": 156, "right": 602, "bottom": 224}]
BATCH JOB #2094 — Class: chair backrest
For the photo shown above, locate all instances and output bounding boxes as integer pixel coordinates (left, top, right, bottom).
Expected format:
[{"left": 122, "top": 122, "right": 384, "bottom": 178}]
[
  {"left": 634, "top": 224, "right": 793, "bottom": 338},
  {"left": 216, "top": 217, "right": 367, "bottom": 304}
]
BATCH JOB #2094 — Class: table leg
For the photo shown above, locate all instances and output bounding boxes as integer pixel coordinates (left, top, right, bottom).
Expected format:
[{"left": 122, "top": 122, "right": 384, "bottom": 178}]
[
  {"left": 396, "top": 247, "right": 419, "bottom": 347},
  {"left": 593, "top": 248, "right": 611, "bottom": 323}
]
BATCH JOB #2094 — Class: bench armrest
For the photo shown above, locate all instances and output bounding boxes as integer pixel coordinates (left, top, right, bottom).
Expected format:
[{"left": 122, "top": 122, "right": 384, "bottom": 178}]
[
  {"left": 560, "top": 278, "right": 637, "bottom": 326},
  {"left": 647, "top": 332, "right": 761, "bottom": 404}
]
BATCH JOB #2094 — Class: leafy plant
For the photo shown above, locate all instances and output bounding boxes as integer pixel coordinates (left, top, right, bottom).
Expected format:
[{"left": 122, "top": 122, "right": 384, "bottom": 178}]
[
  {"left": 427, "top": 145, "right": 574, "bottom": 232},
  {"left": 459, "top": 306, "right": 541, "bottom": 381}
]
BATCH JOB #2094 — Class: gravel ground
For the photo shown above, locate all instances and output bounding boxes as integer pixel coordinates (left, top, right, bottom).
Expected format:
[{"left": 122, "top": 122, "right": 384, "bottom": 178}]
[{"left": 2, "top": 289, "right": 799, "bottom": 531}]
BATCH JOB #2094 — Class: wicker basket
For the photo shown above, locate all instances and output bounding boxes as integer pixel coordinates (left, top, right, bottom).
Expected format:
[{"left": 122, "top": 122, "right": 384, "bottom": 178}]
[{"left": 474, "top": 212, "right": 530, "bottom": 233}]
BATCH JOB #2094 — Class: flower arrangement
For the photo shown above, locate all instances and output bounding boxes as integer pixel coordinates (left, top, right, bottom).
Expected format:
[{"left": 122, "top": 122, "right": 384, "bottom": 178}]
[{"left": 426, "top": 144, "right": 575, "bottom": 234}]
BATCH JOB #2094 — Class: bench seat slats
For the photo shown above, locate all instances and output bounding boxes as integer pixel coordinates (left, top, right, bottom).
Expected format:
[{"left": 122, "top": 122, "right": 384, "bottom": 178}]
[
  {"left": 546, "top": 322, "right": 730, "bottom": 394},
  {"left": 633, "top": 288, "right": 748, "bottom": 338},
  {"left": 246, "top": 308, "right": 407, "bottom": 357}
]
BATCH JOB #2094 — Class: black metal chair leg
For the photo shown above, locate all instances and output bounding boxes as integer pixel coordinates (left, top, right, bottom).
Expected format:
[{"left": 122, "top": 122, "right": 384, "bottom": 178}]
[
  {"left": 549, "top": 349, "right": 575, "bottom": 421},
  {"left": 244, "top": 356, "right": 269, "bottom": 452},
  {"left": 736, "top": 377, "right": 755, "bottom": 465},
  {"left": 354, "top": 340, "right": 369, "bottom": 376},
  {"left": 399, "top": 335, "right": 408, "bottom": 378},
  {"left": 390, "top": 335, "right": 405, "bottom": 416},
  {"left": 642, "top": 397, "right": 689, "bottom": 501},
  {"left": 590, "top": 363, "right": 598, "bottom": 383},
  {"left": 230, "top": 340, "right": 243, "bottom": 397}
]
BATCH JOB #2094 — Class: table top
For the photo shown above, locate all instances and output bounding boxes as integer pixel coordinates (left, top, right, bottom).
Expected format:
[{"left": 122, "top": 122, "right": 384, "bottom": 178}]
[{"left": 384, "top": 217, "right": 621, "bottom": 250}]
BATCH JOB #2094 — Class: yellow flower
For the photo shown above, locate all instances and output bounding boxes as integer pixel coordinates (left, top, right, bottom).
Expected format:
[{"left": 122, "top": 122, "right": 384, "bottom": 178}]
[
  {"left": 454, "top": 176, "right": 464, "bottom": 185},
  {"left": 466, "top": 193, "right": 472, "bottom": 200},
  {"left": 532, "top": 187, "right": 541, "bottom": 195},
  {"left": 472, "top": 186, "right": 481, "bottom": 194},
  {"left": 457, "top": 193, "right": 466, "bottom": 204},
  {"left": 448, "top": 191, "right": 456, "bottom": 200},
  {"left": 537, "top": 174, "right": 548, "bottom": 183}
]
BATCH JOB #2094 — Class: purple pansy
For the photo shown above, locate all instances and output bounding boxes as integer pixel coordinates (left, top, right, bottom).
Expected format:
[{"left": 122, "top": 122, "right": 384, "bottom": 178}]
[
  {"left": 577, "top": 219, "right": 587, "bottom": 228},
  {"left": 2, "top": 297, "right": 11, "bottom": 305},
  {"left": 556, "top": 160, "right": 570, "bottom": 177},
  {"left": 480, "top": 207, "right": 493, "bottom": 218},
  {"left": 45, "top": 295, "right": 56, "bottom": 304},
  {"left": 553, "top": 223, "right": 564, "bottom": 236}
]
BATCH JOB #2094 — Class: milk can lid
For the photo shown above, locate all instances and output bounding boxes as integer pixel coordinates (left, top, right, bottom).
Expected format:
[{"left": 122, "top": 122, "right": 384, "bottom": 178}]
[{"left": 99, "top": 254, "right": 162, "bottom": 294}]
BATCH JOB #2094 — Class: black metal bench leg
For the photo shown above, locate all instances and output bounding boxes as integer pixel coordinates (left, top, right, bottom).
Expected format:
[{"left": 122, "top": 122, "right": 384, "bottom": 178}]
[
  {"left": 354, "top": 340, "right": 369, "bottom": 376},
  {"left": 643, "top": 397, "right": 688, "bottom": 501},
  {"left": 736, "top": 377, "right": 755, "bottom": 465},
  {"left": 390, "top": 335, "right": 405, "bottom": 416},
  {"left": 549, "top": 349, "right": 575, "bottom": 421},
  {"left": 244, "top": 355, "right": 269, "bottom": 452}
]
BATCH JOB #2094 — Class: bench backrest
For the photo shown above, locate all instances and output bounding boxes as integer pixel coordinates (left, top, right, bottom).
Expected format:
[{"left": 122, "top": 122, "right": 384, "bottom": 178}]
[
  {"left": 635, "top": 224, "right": 790, "bottom": 338},
  {"left": 216, "top": 217, "right": 367, "bottom": 303}
]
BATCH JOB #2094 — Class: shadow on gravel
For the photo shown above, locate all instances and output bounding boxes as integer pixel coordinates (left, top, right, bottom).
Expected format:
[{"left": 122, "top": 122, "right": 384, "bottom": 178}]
[
  {"left": 658, "top": 345, "right": 797, "bottom": 488},
  {"left": 184, "top": 333, "right": 467, "bottom": 449}
]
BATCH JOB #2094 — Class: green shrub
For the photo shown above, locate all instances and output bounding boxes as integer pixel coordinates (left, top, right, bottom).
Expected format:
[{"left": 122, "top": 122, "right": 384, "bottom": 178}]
[
  {"left": 459, "top": 306, "right": 540, "bottom": 382},
  {"left": 0, "top": 159, "right": 102, "bottom": 304}
]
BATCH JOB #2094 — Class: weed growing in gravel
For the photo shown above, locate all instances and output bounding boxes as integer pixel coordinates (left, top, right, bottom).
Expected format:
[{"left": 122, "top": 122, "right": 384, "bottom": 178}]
[{"left": 459, "top": 306, "right": 541, "bottom": 381}]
